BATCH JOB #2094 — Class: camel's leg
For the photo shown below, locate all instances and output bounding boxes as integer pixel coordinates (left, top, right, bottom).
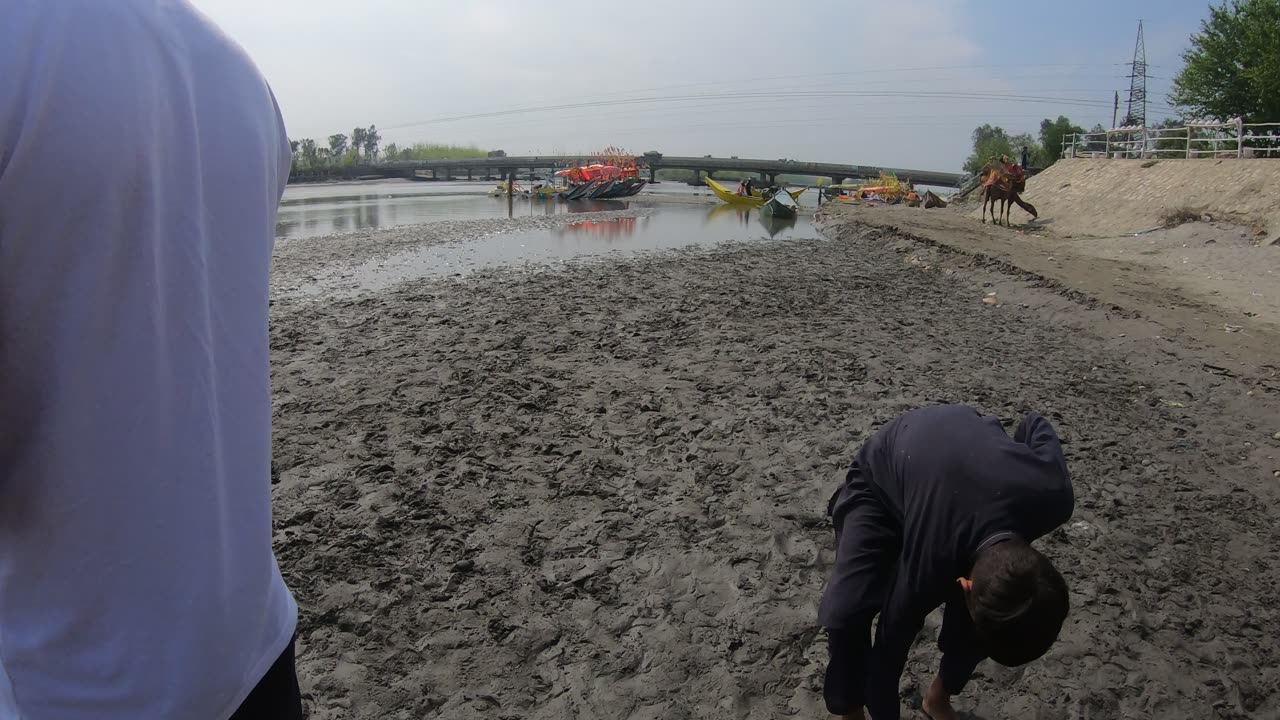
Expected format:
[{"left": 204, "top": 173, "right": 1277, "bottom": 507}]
[
  {"left": 1002, "top": 195, "right": 1012, "bottom": 225},
  {"left": 980, "top": 189, "right": 988, "bottom": 223}
]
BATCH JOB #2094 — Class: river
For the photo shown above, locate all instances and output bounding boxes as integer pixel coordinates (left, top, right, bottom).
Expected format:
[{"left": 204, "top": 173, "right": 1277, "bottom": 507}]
[{"left": 277, "top": 179, "right": 723, "bottom": 240}]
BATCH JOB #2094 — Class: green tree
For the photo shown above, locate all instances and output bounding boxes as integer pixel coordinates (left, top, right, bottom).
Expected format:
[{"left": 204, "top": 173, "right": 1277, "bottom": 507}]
[
  {"left": 1151, "top": 117, "right": 1187, "bottom": 153},
  {"left": 1170, "top": 0, "right": 1280, "bottom": 123},
  {"left": 1009, "top": 132, "right": 1037, "bottom": 165},
  {"left": 350, "top": 127, "right": 368, "bottom": 161},
  {"left": 1037, "top": 116, "right": 1084, "bottom": 166},
  {"left": 328, "top": 134, "right": 348, "bottom": 163},
  {"left": 299, "top": 138, "right": 318, "bottom": 168},
  {"left": 963, "top": 124, "right": 1015, "bottom": 173},
  {"left": 383, "top": 142, "right": 399, "bottom": 161},
  {"left": 363, "top": 125, "right": 381, "bottom": 161},
  {"left": 1082, "top": 124, "right": 1108, "bottom": 153}
]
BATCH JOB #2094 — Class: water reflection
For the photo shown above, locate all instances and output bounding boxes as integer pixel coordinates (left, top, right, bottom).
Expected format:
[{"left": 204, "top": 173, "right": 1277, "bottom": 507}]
[
  {"left": 551, "top": 216, "right": 648, "bottom": 240},
  {"left": 758, "top": 213, "right": 797, "bottom": 237},
  {"left": 310, "top": 206, "right": 819, "bottom": 296}
]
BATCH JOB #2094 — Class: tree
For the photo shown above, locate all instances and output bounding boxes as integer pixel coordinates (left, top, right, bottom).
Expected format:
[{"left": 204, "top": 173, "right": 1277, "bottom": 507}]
[
  {"left": 328, "top": 134, "right": 348, "bottom": 162},
  {"left": 1170, "top": 0, "right": 1280, "bottom": 123},
  {"left": 963, "top": 124, "right": 1014, "bottom": 173},
  {"left": 299, "top": 138, "right": 319, "bottom": 168},
  {"left": 1081, "top": 124, "right": 1108, "bottom": 153},
  {"left": 383, "top": 142, "right": 399, "bottom": 161},
  {"left": 350, "top": 127, "right": 368, "bottom": 161},
  {"left": 363, "top": 125, "right": 381, "bottom": 162},
  {"left": 1037, "top": 116, "right": 1084, "bottom": 166},
  {"left": 1151, "top": 117, "right": 1187, "bottom": 153}
]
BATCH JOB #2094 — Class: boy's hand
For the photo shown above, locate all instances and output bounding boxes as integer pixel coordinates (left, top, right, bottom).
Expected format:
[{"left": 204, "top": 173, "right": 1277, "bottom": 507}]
[{"left": 922, "top": 676, "right": 958, "bottom": 720}]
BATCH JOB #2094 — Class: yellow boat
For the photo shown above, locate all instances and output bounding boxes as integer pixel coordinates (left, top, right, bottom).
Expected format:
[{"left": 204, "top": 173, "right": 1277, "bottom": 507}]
[{"left": 704, "top": 177, "right": 805, "bottom": 207}]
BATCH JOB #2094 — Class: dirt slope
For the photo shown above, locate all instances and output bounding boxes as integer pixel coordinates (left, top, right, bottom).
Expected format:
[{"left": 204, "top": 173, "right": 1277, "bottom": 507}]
[{"left": 970, "top": 158, "right": 1280, "bottom": 243}]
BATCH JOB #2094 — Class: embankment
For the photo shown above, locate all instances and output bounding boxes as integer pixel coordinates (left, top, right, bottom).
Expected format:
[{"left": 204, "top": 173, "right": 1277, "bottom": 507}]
[{"left": 974, "top": 158, "right": 1280, "bottom": 243}]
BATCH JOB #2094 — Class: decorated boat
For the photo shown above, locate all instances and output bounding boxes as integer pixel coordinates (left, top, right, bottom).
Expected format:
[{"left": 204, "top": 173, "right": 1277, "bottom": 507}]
[
  {"left": 704, "top": 177, "right": 804, "bottom": 208},
  {"left": 556, "top": 146, "right": 648, "bottom": 201},
  {"left": 760, "top": 187, "right": 798, "bottom": 218}
]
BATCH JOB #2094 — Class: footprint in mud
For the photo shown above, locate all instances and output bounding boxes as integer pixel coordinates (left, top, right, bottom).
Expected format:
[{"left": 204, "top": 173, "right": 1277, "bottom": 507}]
[{"left": 771, "top": 530, "right": 820, "bottom": 569}]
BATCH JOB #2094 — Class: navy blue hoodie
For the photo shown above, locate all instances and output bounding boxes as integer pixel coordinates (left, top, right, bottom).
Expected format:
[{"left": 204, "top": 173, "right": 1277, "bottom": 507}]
[{"left": 821, "top": 404, "right": 1073, "bottom": 719}]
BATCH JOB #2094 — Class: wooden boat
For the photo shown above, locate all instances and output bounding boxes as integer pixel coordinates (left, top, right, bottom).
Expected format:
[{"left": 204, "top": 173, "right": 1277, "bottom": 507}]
[
  {"left": 760, "top": 188, "right": 798, "bottom": 219},
  {"left": 595, "top": 180, "right": 630, "bottom": 199},
  {"left": 587, "top": 180, "right": 618, "bottom": 199},
  {"left": 704, "top": 177, "right": 803, "bottom": 208},
  {"left": 597, "top": 178, "right": 646, "bottom": 199},
  {"left": 561, "top": 180, "right": 598, "bottom": 201},
  {"left": 622, "top": 179, "right": 648, "bottom": 196}
]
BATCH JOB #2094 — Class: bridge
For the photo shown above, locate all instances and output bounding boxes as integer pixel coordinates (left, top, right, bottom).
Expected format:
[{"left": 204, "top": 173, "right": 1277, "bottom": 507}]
[{"left": 371, "top": 153, "right": 963, "bottom": 188}]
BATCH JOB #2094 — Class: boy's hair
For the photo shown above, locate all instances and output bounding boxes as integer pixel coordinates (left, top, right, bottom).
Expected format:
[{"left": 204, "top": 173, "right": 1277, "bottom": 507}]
[{"left": 967, "top": 539, "right": 1069, "bottom": 666}]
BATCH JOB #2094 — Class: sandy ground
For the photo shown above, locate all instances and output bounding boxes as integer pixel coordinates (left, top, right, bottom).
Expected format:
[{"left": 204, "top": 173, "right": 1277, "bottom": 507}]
[{"left": 269, "top": 209, "right": 1280, "bottom": 719}]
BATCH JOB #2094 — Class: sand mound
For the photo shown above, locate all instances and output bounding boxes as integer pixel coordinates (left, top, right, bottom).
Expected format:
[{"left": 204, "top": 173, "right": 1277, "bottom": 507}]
[{"left": 971, "top": 159, "right": 1280, "bottom": 242}]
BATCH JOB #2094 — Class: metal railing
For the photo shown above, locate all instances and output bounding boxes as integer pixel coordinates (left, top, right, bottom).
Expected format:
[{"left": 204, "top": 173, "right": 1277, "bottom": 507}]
[{"left": 1062, "top": 119, "right": 1280, "bottom": 160}]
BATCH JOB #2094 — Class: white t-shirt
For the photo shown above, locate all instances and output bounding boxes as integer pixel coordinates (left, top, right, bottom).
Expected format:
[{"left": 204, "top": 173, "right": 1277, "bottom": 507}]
[{"left": 0, "top": 2, "right": 297, "bottom": 718}]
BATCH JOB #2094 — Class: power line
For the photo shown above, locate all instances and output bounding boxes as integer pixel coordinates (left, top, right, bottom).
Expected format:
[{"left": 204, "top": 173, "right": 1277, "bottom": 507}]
[{"left": 383, "top": 90, "right": 1124, "bottom": 131}]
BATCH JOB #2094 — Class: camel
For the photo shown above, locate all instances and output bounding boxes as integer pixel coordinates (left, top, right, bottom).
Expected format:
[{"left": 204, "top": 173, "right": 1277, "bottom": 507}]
[{"left": 978, "top": 159, "right": 1038, "bottom": 226}]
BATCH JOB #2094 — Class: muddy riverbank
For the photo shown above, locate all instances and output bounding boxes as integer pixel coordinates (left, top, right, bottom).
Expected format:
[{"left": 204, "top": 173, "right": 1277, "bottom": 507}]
[{"left": 268, "top": 212, "right": 1279, "bottom": 719}]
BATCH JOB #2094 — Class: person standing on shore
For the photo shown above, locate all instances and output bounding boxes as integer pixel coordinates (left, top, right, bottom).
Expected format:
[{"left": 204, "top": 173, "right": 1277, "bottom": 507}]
[
  {"left": 818, "top": 405, "right": 1073, "bottom": 720},
  {"left": 0, "top": 2, "right": 300, "bottom": 718}
]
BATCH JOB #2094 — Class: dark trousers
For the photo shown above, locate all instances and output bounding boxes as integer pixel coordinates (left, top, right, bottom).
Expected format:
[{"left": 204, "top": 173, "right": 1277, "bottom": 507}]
[{"left": 230, "top": 637, "right": 303, "bottom": 720}]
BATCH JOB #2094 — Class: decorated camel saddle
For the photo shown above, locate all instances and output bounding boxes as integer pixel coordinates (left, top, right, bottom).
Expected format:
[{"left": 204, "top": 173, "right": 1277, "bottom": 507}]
[{"left": 979, "top": 159, "right": 1026, "bottom": 194}]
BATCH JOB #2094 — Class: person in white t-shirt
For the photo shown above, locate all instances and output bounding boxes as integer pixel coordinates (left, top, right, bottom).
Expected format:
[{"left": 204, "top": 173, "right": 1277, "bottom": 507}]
[{"left": 0, "top": 1, "right": 300, "bottom": 718}]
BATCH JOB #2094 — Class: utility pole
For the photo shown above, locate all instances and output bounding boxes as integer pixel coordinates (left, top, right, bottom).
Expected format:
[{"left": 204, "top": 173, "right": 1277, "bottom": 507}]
[{"left": 1112, "top": 91, "right": 1119, "bottom": 130}]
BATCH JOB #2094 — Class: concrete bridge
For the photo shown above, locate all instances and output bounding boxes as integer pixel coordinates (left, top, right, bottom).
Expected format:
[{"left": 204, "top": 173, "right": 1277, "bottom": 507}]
[{"left": 374, "top": 153, "right": 963, "bottom": 187}]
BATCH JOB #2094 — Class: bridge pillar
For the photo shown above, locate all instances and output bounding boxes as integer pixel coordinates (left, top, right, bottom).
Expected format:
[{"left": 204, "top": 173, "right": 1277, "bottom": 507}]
[
  {"left": 467, "top": 168, "right": 472, "bottom": 181},
  {"left": 759, "top": 172, "right": 767, "bottom": 183},
  {"left": 649, "top": 166, "right": 657, "bottom": 182},
  {"left": 767, "top": 174, "right": 777, "bottom": 186}
]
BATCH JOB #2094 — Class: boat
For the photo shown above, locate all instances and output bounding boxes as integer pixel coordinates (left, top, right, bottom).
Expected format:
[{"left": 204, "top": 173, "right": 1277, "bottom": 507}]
[
  {"left": 587, "top": 180, "right": 618, "bottom": 199},
  {"left": 487, "top": 180, "right": 530, "bottom": 197},
  {"left": 555, "top": 146, "right": 649, "bottom": 201},
  {"left": 704, "top": 177, "right": 804, "bottom": 208},
  {"left": 760, "top": 188, "right": 798, "bottom": 219},
  {"left": 561, "top": 180, "right": 599, "bottom": 201},
  {"left": 596, "top": 177, "right": 646, "bottom": 199}
]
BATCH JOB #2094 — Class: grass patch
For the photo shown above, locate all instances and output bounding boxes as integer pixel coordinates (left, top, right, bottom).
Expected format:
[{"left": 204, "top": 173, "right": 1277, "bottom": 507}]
[
  {"left": 1161, "top": 206, "right": 1202, "bottom": 228},
  {"left": 1141, "top": 160, "right": 1158, "bottom": 168}
]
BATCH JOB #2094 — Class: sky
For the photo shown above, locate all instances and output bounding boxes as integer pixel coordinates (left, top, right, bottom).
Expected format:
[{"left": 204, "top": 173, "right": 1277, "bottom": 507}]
[{"left": 192, "top": 0, "right": 1215, "bottom": 172}]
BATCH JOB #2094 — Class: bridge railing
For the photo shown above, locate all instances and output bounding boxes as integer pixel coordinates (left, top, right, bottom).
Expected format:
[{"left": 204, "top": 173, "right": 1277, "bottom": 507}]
[{"left": 1062, "top": 120, "right": 1280, "bottom": 160}]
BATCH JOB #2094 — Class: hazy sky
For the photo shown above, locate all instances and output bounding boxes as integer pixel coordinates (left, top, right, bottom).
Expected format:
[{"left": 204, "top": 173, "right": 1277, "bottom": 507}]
[{"left": 192, "top": 0, "right": 1212, "bottom": 172}]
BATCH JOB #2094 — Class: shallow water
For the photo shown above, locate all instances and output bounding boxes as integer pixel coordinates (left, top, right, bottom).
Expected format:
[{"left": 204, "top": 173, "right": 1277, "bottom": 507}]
[
  {"left": 340, "top": 205, "right": 817, "bottom": 292},
  {"left": 276, "top": 179, "right": 722, "bottom": 239}
]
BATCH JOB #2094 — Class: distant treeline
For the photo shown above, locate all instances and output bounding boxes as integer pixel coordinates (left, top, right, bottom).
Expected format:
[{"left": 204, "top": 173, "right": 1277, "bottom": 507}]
[{"left": 289, "top": 124, "right": 490, "bottom": 174}]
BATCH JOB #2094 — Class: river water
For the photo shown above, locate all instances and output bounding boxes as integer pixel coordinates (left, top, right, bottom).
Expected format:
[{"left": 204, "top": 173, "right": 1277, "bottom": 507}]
[
  {"left": 280, "top": 179, "right": 822, "bottom": 293},
  {"left": 277, "top": 179, "right": 724, "bottom": 240}
]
